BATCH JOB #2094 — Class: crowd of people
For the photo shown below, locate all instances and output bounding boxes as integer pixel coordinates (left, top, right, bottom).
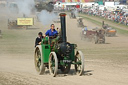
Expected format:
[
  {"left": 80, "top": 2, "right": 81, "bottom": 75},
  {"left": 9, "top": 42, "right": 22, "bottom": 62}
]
[{"left": 80, "top": 8, "right": 128, "bottom": 26}]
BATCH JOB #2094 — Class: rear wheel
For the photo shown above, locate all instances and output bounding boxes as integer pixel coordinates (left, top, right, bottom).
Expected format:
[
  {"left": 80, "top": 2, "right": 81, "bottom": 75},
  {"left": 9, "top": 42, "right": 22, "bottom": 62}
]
[
  {"left": 75, "top": 51, "right": 84, "bottom": 76},
  {"left": 103, "top": 37, "right": 105, "bottom": 44},
  {"left": 34, "top": 45, "right": 45, "bottom": 75},
  {"left": 49, "top": 52, "right": 58, "bottom": 77},
  {"left": 105, "top": 33, "right": 108, "bottom": 37},
  {"left": 94, "top": 36, "right": 98, "bottom": 44}
]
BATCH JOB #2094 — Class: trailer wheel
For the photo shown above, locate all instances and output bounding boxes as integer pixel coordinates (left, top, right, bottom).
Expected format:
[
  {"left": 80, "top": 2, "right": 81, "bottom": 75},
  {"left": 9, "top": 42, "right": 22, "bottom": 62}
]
[
  {"left": 75, "top": 51, "right": 84, "bottom": 76},
  {"left": 34, "top": 45, "right": 45, "bottom": 75},
  {"left": 49, "top": 52, "right": 58, "bottom": 77},
  {"left": 103, "top": 37, "right": 105, "bottom": 44},
  {"left": 94, "top": 36, "right": 98, "bottom": 44}
]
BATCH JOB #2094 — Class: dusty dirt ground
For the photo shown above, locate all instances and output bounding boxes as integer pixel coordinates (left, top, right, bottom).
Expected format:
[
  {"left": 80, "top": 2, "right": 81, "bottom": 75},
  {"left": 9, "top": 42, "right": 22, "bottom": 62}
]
[{"left": 0, "top": 9, "right": 128, "bottom": 85}]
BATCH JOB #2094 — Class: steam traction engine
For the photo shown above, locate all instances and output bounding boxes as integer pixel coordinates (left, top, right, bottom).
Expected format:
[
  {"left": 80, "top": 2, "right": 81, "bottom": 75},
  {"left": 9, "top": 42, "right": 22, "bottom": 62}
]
[
  {"left": 77, "top": 17, "right": 84, "bottom": 27},
  {"left": 34, "top": 13, "right": 84, "bottom": 77},
  {"left": 102, "top": 21, "right": 116, "bottom": 37}
]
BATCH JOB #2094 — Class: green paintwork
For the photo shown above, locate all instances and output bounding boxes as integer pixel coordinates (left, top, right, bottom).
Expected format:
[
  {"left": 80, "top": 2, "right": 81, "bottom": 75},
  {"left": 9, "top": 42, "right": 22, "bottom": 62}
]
[
  {"left": 40, "top": 37, "right": 75, "bottom": 64},
  {"left": 41, "top": 44, "right": 51, "bottom": 63},
  {"left": 41, "top": 37, "right": 51, "bottom": 63},
  {"left": 60, "top": 60, "right": 65, "bottom": 65},
  {"left": 69, "top": 44, "right": 75, "bottom": 61},
  {"left": 42, "top": 37, "right": 49, "bottom": 44},
  {"left": 72, "top": 61, "right": 81, "bottom": 65}
]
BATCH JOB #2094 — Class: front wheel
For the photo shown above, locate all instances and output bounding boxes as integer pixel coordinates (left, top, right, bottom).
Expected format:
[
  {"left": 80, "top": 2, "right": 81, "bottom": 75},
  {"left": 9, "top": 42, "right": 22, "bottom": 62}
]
[
  {"left": 49, "top": 52, "right": 58, "bottom": 77},
  {"left": 75, "top": 51, "right": 84, "bottom": 76}
]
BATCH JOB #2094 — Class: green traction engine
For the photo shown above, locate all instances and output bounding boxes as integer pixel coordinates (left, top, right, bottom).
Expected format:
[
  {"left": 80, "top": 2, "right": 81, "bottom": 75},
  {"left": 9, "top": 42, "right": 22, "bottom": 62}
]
[{"left": 34, "top": 13, "right": 84, "bottom": 77}]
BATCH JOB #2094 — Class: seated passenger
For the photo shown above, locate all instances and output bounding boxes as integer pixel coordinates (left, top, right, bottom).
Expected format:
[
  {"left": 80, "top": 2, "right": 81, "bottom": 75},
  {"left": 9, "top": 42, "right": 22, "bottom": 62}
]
[
  {"left": 35, "top": 32, "right": 43, "bottom": 47},
  {"left": 45, "top": 24, "right": 58, "bottom": 38}
]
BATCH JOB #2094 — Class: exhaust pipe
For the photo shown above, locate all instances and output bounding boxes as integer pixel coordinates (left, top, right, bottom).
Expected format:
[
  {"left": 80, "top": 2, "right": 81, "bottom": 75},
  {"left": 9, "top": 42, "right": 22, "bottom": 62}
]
[{"left": 59, "top": 13, "right": 67, "bottom": 42}]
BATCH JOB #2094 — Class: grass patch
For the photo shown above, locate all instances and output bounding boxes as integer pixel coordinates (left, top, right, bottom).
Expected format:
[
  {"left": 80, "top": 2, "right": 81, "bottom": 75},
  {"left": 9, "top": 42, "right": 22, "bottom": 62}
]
[
  {"left": 80, "top": 14, "right": 128, "bottom": 35},
  {"left": 94, "top": 15, "right": 128, "bottom": 28},
  {"left": 79, "top": 13, "right": 128, "bottom": 28}
]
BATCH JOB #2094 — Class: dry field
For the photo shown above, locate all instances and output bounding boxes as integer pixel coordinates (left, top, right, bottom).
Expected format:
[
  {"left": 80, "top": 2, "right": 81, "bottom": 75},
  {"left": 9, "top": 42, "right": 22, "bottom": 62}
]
[{"left": 0, "top": 8, "right": 128, "bottom": 85}]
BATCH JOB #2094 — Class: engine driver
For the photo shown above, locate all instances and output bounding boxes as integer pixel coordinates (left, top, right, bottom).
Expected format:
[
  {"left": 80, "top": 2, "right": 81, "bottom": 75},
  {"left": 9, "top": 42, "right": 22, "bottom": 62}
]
[{"left": 45, "top": 24, "right": 58, "bottom": 38}]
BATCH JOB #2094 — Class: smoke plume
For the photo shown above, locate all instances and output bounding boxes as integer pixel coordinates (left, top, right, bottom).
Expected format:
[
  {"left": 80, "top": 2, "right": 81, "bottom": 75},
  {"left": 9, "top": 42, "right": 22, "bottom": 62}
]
[
  {"left": 16, "top": 0, "right": 35, "bottom": 16},
  {"left": 37, "top": 10, "right": 57, "bottom": 25}
]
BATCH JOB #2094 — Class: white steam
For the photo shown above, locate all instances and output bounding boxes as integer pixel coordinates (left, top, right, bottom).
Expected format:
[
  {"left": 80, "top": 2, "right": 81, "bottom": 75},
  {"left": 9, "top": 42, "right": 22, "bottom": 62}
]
[
  {"left": 16, "top": 0, "right": 35, "bottom": 16},
  {"left": 0, "top": 0, "right": 57, "bottom": 26},
  {"left": 37, "top": 10, "right": 57, "bottom": 25}
]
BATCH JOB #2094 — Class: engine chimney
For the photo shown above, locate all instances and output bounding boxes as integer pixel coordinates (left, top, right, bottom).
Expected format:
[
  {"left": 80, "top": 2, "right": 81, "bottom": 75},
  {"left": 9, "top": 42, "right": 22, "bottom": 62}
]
[{"left": 59, "top": 13, "right": 67, "bottom": 42}]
